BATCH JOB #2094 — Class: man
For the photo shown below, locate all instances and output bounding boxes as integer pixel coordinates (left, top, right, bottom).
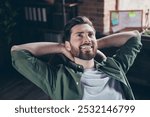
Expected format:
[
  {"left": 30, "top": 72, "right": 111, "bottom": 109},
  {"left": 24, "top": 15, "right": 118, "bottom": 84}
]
[{"left": 11, "top": 16, "right": 142, "bottom": 100}]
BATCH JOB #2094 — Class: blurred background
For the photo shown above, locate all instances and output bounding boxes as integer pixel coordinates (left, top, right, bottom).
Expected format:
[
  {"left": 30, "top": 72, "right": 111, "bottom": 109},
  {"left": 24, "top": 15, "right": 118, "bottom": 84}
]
[{"left": 0, "top": 0, "right": 150, "bottom": 99}]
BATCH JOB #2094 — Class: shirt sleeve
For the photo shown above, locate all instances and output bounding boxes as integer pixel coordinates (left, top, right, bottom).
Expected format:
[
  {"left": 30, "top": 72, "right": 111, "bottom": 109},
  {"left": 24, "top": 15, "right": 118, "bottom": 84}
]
[
  {"left": 112, "top": 35, "right": 142, "bottom": 73},
  {"left": 11, "top": 50, "right": 56, "bottom": 96}
]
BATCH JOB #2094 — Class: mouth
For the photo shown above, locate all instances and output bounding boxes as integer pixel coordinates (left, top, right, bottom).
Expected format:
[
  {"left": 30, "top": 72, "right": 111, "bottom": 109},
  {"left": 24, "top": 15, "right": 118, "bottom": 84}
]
[
  {"left": 80, "top": 44, "right": 93, "bottom": 51},
  {"left": 80, "top": 45, "right": 92, "bottom": 49}
]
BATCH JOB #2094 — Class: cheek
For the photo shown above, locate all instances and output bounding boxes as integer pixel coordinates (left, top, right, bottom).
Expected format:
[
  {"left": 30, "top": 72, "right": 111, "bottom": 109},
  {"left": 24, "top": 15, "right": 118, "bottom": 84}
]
[
  {"left": 70, "top": 43, "right": 79, "bottom": 51},
  {"left": 92, "top": 39, "right": 97, "bottom": 46},
  {"left": 70, "top": 40, "right": 81, "bottom": 49},
  {"left": 70, "top": 35, "right": 82, "bottom": 45}
]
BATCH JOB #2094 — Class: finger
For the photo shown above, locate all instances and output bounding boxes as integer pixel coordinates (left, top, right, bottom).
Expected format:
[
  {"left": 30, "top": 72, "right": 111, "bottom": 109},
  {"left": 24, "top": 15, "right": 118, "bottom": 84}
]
[
  {"left": 97, "top": 50, "right": 107, "bottom": 61},
  {"left": 64, "top": 51, "right": 75, "bottom": 62}
]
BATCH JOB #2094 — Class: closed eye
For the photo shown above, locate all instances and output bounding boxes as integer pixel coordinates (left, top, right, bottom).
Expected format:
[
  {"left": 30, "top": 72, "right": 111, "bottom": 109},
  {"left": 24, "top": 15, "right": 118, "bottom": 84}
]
[
  {"left": 88, "top": 32, "right": 94, "bottom": 38},
  {"left": 77, "top": 32, "right": 83, "bottom": 38}
]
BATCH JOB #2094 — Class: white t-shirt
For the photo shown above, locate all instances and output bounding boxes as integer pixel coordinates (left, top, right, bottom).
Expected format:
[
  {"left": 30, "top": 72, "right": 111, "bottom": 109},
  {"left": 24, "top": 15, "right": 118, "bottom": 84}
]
[{"left": 81, "top": 68, "right": 125, "bottom": 100}]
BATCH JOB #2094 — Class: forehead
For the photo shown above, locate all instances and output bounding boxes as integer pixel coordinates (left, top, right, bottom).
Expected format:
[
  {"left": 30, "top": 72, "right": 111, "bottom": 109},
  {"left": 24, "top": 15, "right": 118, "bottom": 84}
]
[{"left": 71, "top": 24, "right": 95, "bottom": 34}]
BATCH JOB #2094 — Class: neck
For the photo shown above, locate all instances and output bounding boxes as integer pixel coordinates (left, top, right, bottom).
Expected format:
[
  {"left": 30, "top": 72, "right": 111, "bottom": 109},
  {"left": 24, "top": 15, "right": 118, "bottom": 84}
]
[{"left": 74, "top": 57, "right": 95, "bottom": 69}]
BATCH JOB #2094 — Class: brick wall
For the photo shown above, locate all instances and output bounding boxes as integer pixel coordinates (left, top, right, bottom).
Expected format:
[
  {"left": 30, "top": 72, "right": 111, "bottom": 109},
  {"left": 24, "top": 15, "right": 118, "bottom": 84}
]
[
  {"left": 78, "top": 0, "right": 150, "bottom": 34},
  {"left": 78, "top": 0, "right": 105, "bottom": 33},
  {"left": 78, "top": 0, "right": 116, "bottom": 34}
]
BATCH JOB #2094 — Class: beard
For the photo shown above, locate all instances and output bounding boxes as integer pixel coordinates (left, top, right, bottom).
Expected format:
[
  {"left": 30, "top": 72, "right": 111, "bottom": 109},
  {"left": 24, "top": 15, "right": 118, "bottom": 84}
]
[
  {"left": 70, "top": 43, "right": 97, "bottom": 60},
  {"left": 78, "top": 50, "right": 96, "bottom": 60}
]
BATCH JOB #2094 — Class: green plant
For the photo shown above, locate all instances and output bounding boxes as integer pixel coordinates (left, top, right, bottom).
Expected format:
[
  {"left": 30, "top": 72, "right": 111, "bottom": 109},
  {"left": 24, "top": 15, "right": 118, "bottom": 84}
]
[{"left": 0, "top": 0, "right": 17, "bottom": 45}]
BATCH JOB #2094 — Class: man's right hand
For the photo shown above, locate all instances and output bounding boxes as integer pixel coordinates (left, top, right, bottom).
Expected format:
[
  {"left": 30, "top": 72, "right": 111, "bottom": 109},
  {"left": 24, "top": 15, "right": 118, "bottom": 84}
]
[{"left": 61, "top": 45, "right": 74, "bottom": 62}]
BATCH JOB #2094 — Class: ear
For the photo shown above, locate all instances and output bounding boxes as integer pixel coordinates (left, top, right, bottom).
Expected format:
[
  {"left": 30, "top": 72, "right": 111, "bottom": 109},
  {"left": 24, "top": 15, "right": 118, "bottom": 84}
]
[{"left": 65, "top": 41, "right": 71, "bottom": 51}]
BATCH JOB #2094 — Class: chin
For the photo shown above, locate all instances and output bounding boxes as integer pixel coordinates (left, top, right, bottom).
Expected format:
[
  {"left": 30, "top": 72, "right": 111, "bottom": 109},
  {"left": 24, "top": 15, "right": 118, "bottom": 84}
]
[{"left": 79, "top": 53, "right": 95, "bottom": 60}]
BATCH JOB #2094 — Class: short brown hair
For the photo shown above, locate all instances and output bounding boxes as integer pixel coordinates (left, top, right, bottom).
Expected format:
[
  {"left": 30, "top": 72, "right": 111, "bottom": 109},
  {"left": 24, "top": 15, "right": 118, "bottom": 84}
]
[{"left": 63, "top": 16, "right": 95, "bottom": 42}]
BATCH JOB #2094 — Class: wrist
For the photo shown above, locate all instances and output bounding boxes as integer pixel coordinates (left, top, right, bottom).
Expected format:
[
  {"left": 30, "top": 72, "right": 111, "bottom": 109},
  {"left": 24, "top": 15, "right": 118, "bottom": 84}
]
[
  {"left": 97, "top": 39, "right": 105, "bottom": 49},
  {"left": 58, "top": 43, "right": 65, "bottom": 54}
]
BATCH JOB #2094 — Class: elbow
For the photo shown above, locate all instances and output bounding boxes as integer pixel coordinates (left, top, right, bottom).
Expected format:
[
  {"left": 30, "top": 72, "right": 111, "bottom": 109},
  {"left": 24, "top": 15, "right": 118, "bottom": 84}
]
[
  {"left": 11, "top": 45, "right": 19, "bottom": 62},
  {"left": 11, "top": 45, "right": 27, "bottom": 52},
  {"left": 133, "top": 30, "right": 141, "bottom": 39},
  {"left": 11, "top": 45, "right": 17, "bottom": 52},
  {"left": 11, "top": 45, "right": 19, "bottom": 52}
]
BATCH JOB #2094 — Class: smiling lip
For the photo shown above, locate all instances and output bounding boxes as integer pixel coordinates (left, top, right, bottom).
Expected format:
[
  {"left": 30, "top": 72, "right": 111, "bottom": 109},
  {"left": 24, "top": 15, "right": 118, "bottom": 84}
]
[
  {"left": 80, "top": 44, "right": 93, "bottom": 50},
  {"left": 80, "top": 45, "right": 91, "bottom": 49}
]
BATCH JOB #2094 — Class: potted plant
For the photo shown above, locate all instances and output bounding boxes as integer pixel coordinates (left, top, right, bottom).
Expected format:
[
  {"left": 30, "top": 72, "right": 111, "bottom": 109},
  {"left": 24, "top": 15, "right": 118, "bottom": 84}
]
[{"left": 0, "top": 0, "right": 17, "bottom": 74}]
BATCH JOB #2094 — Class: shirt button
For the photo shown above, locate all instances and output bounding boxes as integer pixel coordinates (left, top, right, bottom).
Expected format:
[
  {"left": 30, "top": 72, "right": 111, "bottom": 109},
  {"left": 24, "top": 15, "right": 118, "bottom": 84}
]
[{"left": 76, "top": 82, "right": 79, "bottom": 85}]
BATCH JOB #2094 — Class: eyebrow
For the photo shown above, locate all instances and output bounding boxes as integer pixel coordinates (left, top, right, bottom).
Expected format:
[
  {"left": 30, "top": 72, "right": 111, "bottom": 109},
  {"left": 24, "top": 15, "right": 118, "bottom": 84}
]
[
  {"left": 75, "top": 31, "right": 95, "bottom": 34},
  {"left": 75, "top": 32, "right": 84, "bottom": 34}
]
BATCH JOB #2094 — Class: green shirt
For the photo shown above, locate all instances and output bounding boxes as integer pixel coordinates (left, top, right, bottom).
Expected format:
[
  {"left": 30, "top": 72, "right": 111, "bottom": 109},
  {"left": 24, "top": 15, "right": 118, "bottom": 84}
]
[{"left": 11, "top": 36, "right": 142, "bottom": 100}]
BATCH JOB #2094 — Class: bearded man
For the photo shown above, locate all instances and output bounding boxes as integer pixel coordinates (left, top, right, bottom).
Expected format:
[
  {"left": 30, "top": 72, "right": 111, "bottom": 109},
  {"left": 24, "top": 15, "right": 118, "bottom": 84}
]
[{"left": 11, "top": 16, "right": 142, "bottom": 100}]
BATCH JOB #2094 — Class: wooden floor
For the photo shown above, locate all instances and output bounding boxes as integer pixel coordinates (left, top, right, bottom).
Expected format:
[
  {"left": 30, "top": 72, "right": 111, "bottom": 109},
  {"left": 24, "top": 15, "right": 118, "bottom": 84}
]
[{"left": 0, "top": 69, "right": 49, "bottom": 100}]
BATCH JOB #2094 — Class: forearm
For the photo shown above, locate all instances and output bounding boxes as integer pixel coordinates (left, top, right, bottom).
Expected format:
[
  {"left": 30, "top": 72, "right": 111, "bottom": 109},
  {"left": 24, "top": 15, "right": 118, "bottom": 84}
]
[
  {"left": 11, "top": 42, "right": 64, "bottom": 56},
  {"left": 97, "top": 30, "right": 141, "bottom": 49}
]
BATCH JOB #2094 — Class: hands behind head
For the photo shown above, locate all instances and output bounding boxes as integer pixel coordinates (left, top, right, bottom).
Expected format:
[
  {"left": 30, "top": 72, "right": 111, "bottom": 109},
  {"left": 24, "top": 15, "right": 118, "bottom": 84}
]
[
  {"left": 61, "top": 45, "right": 74, "bottom": 62},
  {"left": 96, "top": 50, "right": 107, "bottom": 62},
  {"left": 61, "top": 43, "right": 106, "bottom": 62}
]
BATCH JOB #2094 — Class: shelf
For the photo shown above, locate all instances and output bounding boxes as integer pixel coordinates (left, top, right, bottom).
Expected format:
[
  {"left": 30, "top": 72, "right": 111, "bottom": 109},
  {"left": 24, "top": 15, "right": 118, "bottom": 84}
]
[{"left": 17, "top": 0, "right": 79, "bottom": 43}]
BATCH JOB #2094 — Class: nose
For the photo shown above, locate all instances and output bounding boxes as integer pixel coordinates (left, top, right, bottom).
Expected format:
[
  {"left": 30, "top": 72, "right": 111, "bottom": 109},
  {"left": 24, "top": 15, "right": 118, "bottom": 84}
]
[{"left": 84, "top": 34, "right": 91, "bottom": 43}]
